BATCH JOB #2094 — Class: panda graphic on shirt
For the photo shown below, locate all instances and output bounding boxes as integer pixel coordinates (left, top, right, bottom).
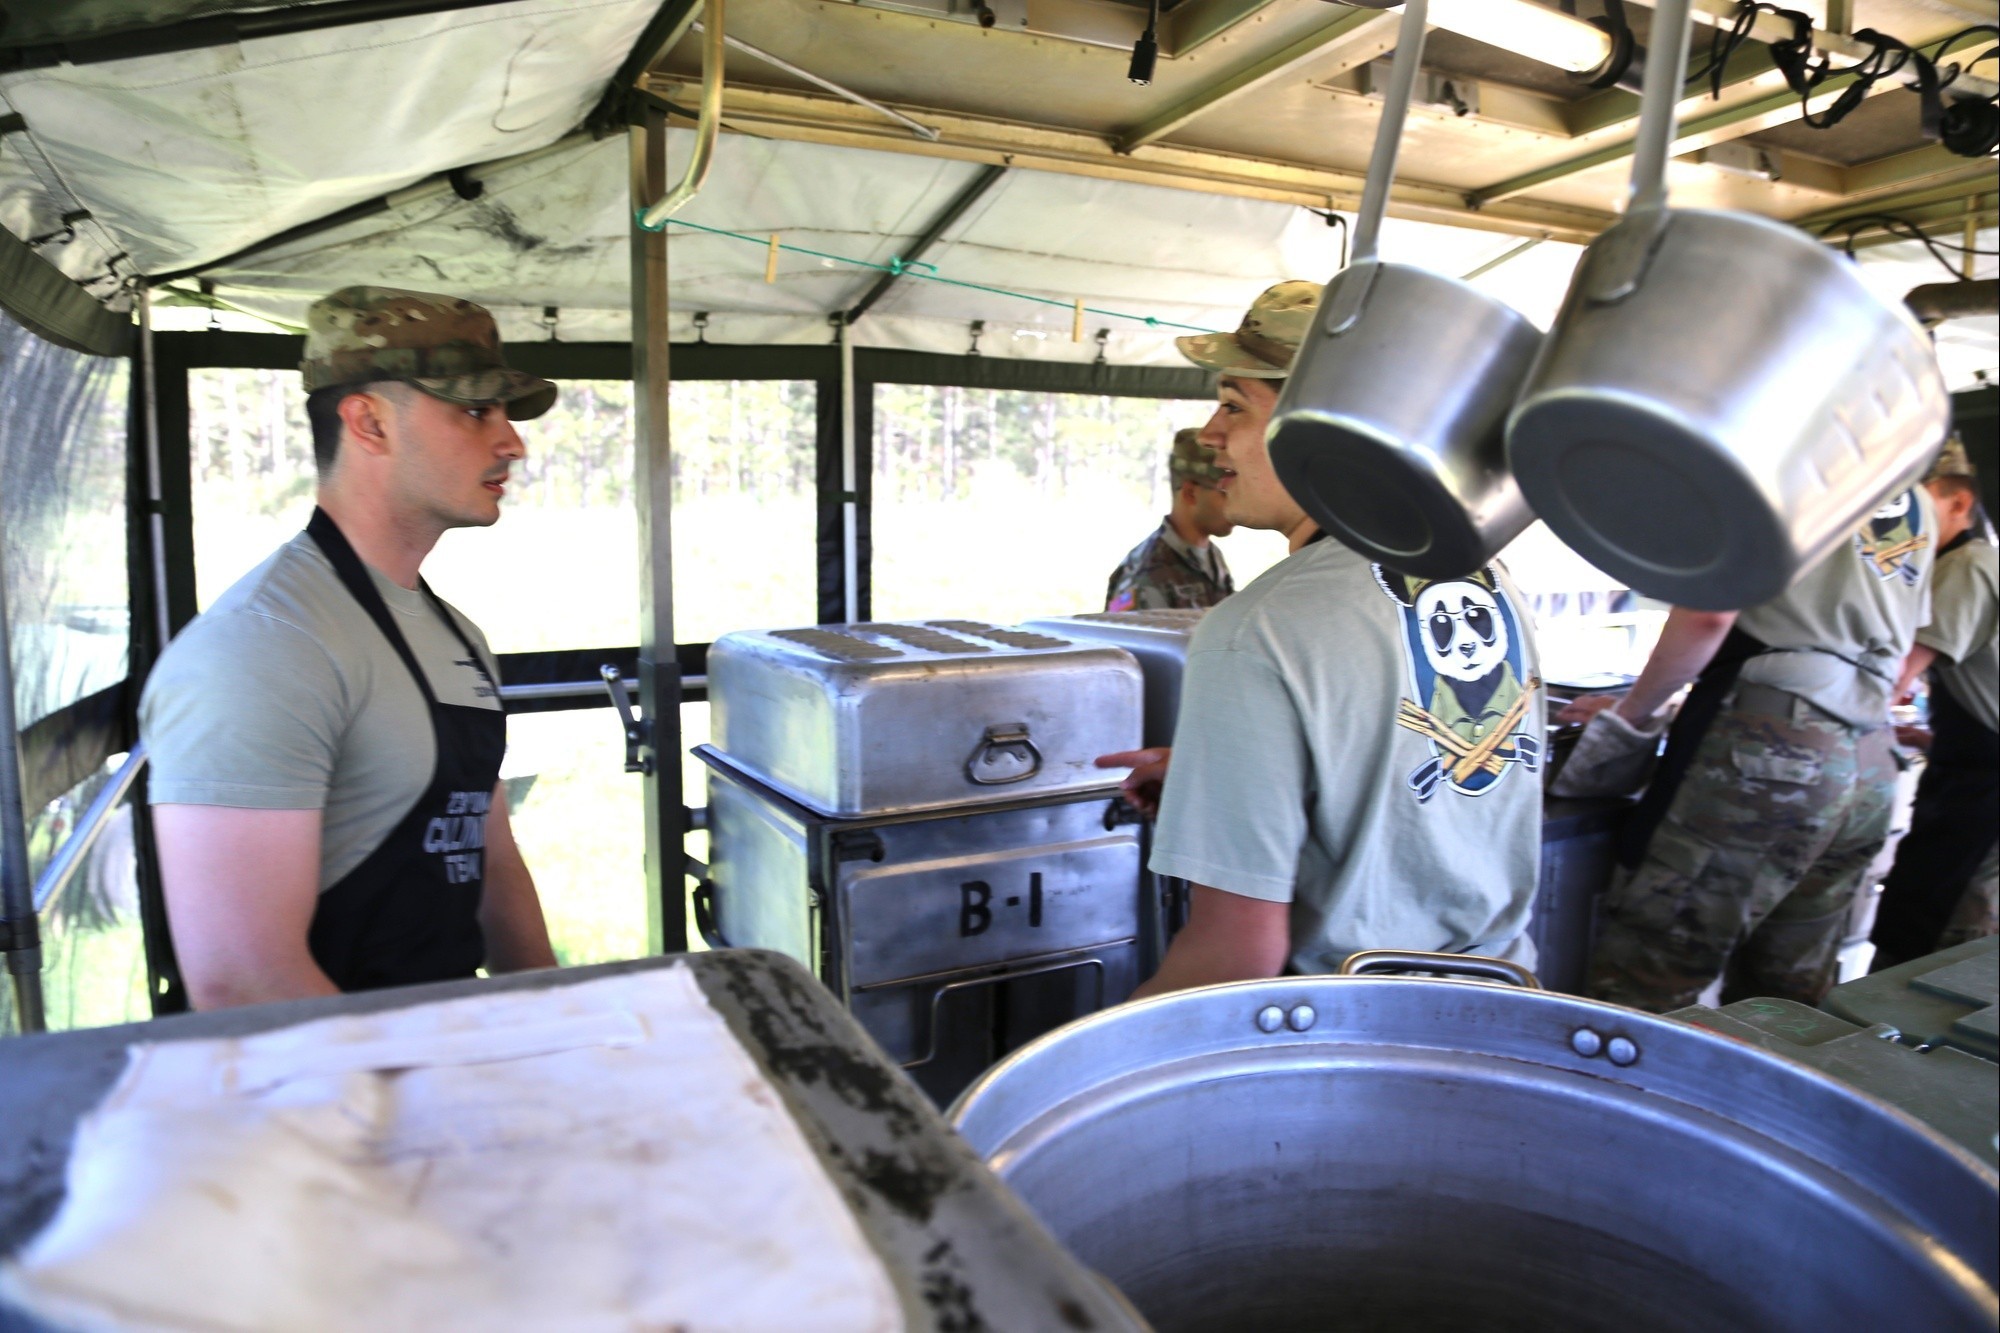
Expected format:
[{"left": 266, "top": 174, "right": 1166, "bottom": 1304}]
[
  {"left": 1854, "top": 488, "right": 1928, "bottom": 586},
  {"left": 1376, "top": 565, "right": 1542, "bottom": 804}
]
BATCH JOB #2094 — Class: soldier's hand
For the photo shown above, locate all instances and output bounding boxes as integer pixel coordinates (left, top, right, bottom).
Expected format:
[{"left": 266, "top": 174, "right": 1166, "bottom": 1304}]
[
  {"left": 1557, "top": 693, "right": 1622, "bottom": 726},
  {"left": 1096, "top": 747, "right": 1171, "bottom": 817}
]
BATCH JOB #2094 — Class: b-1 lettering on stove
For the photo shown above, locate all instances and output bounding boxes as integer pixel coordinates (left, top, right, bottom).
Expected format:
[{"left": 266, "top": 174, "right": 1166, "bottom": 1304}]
[{"left": 959, "top": 873, "right": 1045, "bottom": 936}]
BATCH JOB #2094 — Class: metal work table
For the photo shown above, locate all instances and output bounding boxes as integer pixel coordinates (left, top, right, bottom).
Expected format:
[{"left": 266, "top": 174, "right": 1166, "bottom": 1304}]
[{"left": 0, "top": 951, "right": 1141, "bottom": 1332}]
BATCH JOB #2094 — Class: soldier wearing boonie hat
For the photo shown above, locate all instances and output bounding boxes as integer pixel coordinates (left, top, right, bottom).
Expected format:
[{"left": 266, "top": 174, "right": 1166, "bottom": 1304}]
[
  {"left": 1096, "top": 280, "right": 1544, "bottom": 998},
  {"left": 1874, "top": 433, "right": 1999, "bottom": 967},
  {"left": 140, "top": 285, "right": 559, "bottom": 1011},
  {"left": 1105, "top": 428, "right": 1237, "bottom": 613}
]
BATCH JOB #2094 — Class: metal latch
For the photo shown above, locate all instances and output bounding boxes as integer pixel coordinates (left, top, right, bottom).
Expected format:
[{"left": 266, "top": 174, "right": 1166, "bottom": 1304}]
[
  {"left": 600, "top": 665, "right": 653, "bottom": 775},
  {"left": 966, "top": 723, "right": 1042, "bottom": 785}
]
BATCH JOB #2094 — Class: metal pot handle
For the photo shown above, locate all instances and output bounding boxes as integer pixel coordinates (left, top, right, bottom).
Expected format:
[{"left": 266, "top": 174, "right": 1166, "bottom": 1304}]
[
  {"left": 1321, "top": 0, "right": 1428, "bottom": 336},
  {"left": 1338, "top": 948, "right": 1544, "bottom": 990},
  {"left": 966, "top": 723, "right": 1043, "bottom": 785},
  {"left": 1585, "top": 0, "right": 1693, "bottom": 302}
]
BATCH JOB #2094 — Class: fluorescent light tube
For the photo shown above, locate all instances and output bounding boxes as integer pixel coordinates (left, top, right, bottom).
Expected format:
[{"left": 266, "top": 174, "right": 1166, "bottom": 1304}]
[{"left": 1427, "top": 0, "right": 1616, "bottom": 75}]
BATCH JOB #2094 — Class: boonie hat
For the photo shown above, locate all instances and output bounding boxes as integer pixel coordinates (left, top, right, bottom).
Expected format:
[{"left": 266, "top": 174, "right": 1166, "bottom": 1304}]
[
  {"left": 301, "top": 285, "right": 558, "bottom": 421},
  {"left": 1168, "top": 427, "right": 1227, "bottom": 486},
  {"left": 1926, "top": 435, "right": 1975, "bottom": 482},
  {"left": 1175, "top": 280, "right": 1323, "bottom": 379}
]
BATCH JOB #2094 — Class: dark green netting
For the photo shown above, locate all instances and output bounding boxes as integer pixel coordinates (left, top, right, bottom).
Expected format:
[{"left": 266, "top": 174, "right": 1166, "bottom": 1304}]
[{"left": 0, "top": 305, "right": 130, "bottom": 751}]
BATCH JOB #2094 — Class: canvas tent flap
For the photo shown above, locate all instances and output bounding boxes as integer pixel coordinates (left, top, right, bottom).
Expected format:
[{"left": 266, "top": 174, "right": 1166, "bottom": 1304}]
[
  {"left": 0, "top": 220, "right": 130, "bottom": 354},
  {"left": 0, "top": 1, "right": 483, "bottom": 53},
  {"left": 0, "top": 0, "right": 657, "bottom": 275}
]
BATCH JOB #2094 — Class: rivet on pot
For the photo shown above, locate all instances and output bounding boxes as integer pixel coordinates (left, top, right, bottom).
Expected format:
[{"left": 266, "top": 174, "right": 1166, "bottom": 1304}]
[
  {"left": 1607, "top": 1036, "right": 1640, "bottom": 1067},
  {"left": 1288, "top": 1005, "right": 1317, "bottom": 1032},
  {"left": 1571, "top": 1028, "right": 1604, "bottom": 1058},
  {"left": 1255, "top": 1005, "right": 1285, "bottom": 1033}
]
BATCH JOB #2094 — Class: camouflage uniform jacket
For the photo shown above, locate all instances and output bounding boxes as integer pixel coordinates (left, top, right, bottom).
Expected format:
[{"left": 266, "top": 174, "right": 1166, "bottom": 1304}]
[{"left": 1105, "top": 519, "right": 1233, "bottom": 612}]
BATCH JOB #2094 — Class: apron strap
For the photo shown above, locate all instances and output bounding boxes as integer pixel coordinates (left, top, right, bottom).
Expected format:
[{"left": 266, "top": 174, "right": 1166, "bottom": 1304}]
[
  {"left": 1616, "top": 624, "right": 1769, "bottom": 868},
  {"left": 305, "top": 507, "right": 440, "bottom": 709}
]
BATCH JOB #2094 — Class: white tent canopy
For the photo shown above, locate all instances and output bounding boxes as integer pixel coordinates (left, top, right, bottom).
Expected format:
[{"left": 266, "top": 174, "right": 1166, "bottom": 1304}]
[{"left": 0, "top": 0, "right": 1991, "bottom": 378}]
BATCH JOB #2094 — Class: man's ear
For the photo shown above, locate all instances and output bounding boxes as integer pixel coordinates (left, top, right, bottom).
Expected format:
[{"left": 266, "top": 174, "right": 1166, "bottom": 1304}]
[{"left": 336, "top": 389, "right": 396, "bottom": 459}]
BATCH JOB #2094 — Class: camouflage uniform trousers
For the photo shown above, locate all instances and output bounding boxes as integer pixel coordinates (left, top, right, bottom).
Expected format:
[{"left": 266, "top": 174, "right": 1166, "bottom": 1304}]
[
  {"left": 1589, "top": 682, "right": 1898, "bottom": 1012},
  {"left": 1940, "top": 842, "right": 2000, "bottom": 949}
]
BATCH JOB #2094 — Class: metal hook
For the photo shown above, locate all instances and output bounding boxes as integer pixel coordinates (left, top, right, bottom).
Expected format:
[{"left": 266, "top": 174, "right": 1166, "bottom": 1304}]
[
  {"left": 599, "top": 666, "right": 653, "bottom": 775},
  {"left": 693, "top": 310, "right": 710, "bottom": 344},
  {"left": 541, "top": 305, "right": 560, "bottom": 342},
  {"left": 1093, "top": 328, "right": 1110, "bottom": 366},
  {"left": 967, "top": 319, "right": 985, "bottom": 357}
]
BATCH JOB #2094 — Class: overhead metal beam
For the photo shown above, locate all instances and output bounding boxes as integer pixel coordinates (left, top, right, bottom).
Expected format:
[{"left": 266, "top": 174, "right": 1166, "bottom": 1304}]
[
  {"left": 1164, "top": 0, "right": 1283, "bottom": 57},
  {"left": 646, "top": 75, "right": 1616, "bottom": 244},
  {"left": 586, "top": 0, "right": 704, "bottom": 137},
  {"left": 1840, "top": 144, "right": 1996, "bottom": 198},
  {"left": 1116, "top": 8, "right": 1399, "bottom": 154},
  {"left": 845, "top": 164, "right": 1008, "bottom": 324}
]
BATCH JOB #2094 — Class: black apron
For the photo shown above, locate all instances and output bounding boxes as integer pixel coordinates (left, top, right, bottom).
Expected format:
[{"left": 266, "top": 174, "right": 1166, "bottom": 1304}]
[
  {"left": 303, "top": 508, "right": 506, "bottom": 991},
  {"left": 1871, "top": 531, "right": 2000, "bottom": 964}
]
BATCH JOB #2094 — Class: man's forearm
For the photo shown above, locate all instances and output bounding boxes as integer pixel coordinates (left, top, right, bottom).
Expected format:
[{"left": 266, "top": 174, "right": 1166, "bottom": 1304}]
[
  {"left": 1895, "top": 643, "right": 1939, "bottom": 703},
  {"left": 1130, "top": 884, "right": 1290, "bottom": 1000},
  {"left": 1615, "top": 608, "right": 1739, "bottom": 723}
]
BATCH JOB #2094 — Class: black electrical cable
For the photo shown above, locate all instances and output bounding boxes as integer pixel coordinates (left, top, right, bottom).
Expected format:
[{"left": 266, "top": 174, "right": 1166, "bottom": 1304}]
[
  {"left": 1822, "top": 213, "right": 1999, "bottom": 279},
  {"left": 1128, "top": 0, "right": 1160, "bottom": 86}
]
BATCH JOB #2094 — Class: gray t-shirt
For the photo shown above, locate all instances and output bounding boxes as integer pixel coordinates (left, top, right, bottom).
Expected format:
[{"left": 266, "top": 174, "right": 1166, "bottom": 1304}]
[
  {"left": 1918, "top": 535, "right": 1998, "bottom": 734},
  {"left": 1737, "top": 485, "right": 1935, "bottom": 728},
  {"left": 1151, "top": 537, "right": 1543, "bottom": 974},
  {"left": 140, "top": 532, "right": 503, "bottom": 891}
]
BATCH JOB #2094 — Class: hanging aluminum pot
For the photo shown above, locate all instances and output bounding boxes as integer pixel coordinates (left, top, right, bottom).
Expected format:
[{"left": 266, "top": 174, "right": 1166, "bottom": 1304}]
[
  {"left": 1505, "top": 0, "right": 1949, "bottom": 611},
  {"left": 950, "top": 958, "right": 1999, "bottom": 1333},
  {"left": 1268, "top": 0, "right": 1543, "bottom": 580}
]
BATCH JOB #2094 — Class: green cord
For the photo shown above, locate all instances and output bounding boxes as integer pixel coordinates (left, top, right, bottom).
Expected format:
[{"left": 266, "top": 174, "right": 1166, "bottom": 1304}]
[{"left": 650, "top": 214, "right": 1219, "bottom": 335}]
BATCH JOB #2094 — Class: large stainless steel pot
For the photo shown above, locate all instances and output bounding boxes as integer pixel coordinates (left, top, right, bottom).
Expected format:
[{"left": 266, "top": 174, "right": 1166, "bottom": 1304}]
[
  {"left": 1506, "top": 0, "right": 1949, "bottom": 611},
  {"left": 950, "top": 968, "right": 1999, "bottom": 1333},
  {"left": 1268, "top": 0, "right": 1542, "bottom": 579}
]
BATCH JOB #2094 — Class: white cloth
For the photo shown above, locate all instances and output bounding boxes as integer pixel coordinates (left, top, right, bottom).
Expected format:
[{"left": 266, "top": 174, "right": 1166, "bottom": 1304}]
[{"left": 0, "top": 966, "right": 904, "bottom": 1333}]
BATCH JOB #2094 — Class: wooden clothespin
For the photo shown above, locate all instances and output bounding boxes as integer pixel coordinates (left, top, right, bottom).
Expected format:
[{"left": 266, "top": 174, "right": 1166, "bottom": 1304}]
[
  {"left": 1071, "top": 299, "right": 1084, "bottom": 343},
  {"left": 765, "top": 234, "right": 780, "bottom": 284}
]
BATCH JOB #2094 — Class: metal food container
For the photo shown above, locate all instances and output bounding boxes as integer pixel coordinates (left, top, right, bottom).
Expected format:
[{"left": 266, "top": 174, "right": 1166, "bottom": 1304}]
[
  {"left": 708, "top": 620, "right": 1144, "bottom": 817},
  {"left": 701, "top": 619, "right": 1148, "bottom": 1103},
  {"left": 951, "top": 970, "right": 2000, "bottom": 1332},
  {"left": 1021, "top": 609, "right": 1205, "bottom": 747}
]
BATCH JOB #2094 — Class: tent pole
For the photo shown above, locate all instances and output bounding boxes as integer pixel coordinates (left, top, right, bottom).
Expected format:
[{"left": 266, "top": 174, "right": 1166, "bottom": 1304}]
[
  {"left": 0, "top": 525, "right": 45, "bottom": 1032},
  {"left": 630, "top": 103, "right": 687, "bottom": 955}
]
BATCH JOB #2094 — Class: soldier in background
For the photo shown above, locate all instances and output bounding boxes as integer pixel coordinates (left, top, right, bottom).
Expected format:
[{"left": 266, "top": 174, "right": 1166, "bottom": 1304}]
[
  {"left": 1873, "top": 438, "right": 1998, "bottom": 968},
  {"left": 1561, "top": 476, "right": 1937, "bottom": 1010},
  {"left": 1105, "top": 428, "right": 1235, "bottom": 611}
]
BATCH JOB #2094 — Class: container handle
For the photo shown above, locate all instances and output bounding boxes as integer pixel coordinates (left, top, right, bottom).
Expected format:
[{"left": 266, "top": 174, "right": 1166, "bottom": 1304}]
[
  {"left": 1585, "top": 0, "right": 1693, "bottom": 303},
  {"left": 906, "top": 955, "right": 1108, "bottom": 1068},
  {"left": 966, "top": 723, "right": 1043, "bottom": 785},
  {"left": 1339, "top": 948, "right": 1543, "bottom": 990},
  {"left": 1321, "top": 0, "right": 1429, "bottom": 335}
]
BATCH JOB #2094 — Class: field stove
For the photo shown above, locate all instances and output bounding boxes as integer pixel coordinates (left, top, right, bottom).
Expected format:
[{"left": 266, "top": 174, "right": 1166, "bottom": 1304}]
[{"left": 698, "top": 619, "right": 1146, "bottom": 1102}]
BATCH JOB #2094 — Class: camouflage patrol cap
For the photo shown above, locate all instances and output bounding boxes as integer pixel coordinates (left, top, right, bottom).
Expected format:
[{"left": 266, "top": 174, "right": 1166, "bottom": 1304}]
[
  {"left": 1175, "top": 280, "right": 1323, "bottom": 379},
  {"left": 1168, "top": 427, "right": 1227, "bottom": 486},
  {"left": 1926, "top": 435, "right": 1975, "bottom": 482},
  {"left": 301, "top": 285, "right": 557, "bottom": 421}
]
